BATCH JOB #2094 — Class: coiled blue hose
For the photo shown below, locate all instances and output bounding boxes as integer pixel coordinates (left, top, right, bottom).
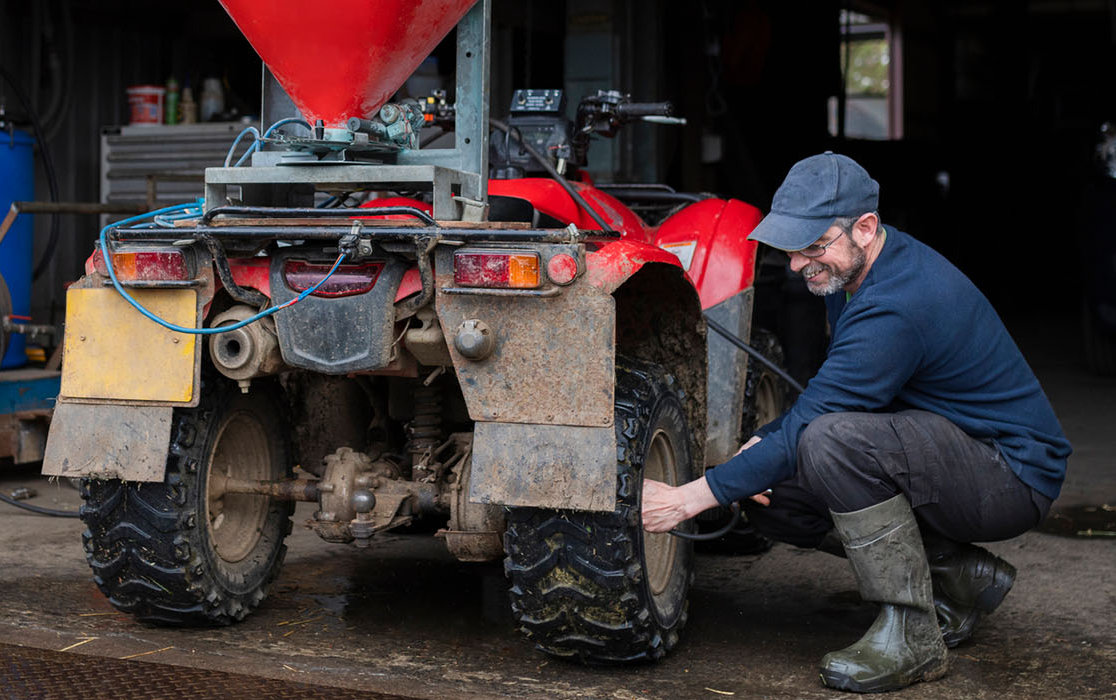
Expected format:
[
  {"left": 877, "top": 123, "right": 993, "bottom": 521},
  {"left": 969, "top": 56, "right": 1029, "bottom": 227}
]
[{"left": 99, "top": 202, "right": 346, "bottom": 335}]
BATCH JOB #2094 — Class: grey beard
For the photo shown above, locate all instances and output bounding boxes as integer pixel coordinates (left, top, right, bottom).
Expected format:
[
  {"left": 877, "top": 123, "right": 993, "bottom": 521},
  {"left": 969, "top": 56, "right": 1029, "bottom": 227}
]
[
  {"left": 805, "top": 268, "right": 848, "bottom": 296},
  {"left": 802, "top": 244, "right": 867, "bottom": 296}
]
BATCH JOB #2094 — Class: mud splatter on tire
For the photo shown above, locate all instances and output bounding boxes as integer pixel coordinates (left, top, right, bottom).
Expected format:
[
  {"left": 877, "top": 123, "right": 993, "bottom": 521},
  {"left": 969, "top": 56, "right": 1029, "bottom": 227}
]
[
  {"left": 504, "top": 357, "right": 695, "bottom": 662},
  {"left": 79, "top": 374, "right": 294, "bottom": 625}
]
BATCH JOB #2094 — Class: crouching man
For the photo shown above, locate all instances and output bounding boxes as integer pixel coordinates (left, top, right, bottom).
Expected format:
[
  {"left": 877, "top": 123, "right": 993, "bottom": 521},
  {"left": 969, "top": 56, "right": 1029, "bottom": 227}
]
[{"left": 643, "top": 152, "right": 1070, "bottom": 693}]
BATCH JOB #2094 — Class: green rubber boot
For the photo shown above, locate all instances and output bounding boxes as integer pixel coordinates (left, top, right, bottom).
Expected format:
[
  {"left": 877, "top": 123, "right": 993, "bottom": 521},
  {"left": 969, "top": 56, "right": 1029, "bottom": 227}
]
[
  {"left": 816, "top": 530, "right": 1017, "bottom": 647},
  {"left": 924, "top": 537, "right": 1016, "bottom": 648},
  {"left": 820, "top": 495, "right": 948, "bottom": 693}
]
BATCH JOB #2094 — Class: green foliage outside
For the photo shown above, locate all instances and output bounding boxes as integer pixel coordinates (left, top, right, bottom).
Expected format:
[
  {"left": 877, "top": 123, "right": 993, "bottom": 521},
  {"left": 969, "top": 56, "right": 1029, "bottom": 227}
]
[{"left": 843, "top": 38, "right": 889, "bottom": 97}]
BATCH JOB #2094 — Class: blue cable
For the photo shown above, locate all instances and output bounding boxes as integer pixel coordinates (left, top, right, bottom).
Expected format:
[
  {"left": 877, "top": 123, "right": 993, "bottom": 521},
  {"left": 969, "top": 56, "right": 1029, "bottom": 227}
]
[
  {"left": 223, "top": 126, "right": 262, "bottom": 167},
  {"left": 100, "top": 202, "right": 347, "bottom": 336},
  {"left": 228, "top": 118, "right": 312, "bottom": 167},
  {"left": 263, "top": 117, "right": 312, "bottom": 138},
  {"left": 153, "top": 205, "right": 204, "bottom": 228}
]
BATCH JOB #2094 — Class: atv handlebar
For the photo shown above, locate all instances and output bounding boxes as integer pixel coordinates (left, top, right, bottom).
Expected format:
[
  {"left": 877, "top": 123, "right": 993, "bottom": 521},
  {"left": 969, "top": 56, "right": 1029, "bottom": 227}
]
[{"left": 615, "top": 101, "right": 673, "bottom": 119}]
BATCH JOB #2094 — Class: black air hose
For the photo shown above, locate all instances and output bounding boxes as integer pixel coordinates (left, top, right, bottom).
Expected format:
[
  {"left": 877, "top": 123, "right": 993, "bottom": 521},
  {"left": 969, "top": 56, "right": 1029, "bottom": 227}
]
[
  {"left": 489, "top": 118, "right": 614, "bottom": 234},
  {"left": 704, "top": 315, "right": 806, "bottom": 395},
  {"left": 0, "top": 491, "right": 78, "bottom": 518}
]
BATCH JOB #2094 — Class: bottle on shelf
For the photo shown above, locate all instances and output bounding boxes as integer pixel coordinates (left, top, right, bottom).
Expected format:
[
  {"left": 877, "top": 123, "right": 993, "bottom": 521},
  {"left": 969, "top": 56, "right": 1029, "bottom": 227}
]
[
  {"left": 200, "top": 77, "right": 225, "bottom": 122},
  {"left": 164, "top": 77, "right": 180, "bottom": 125},
  {"left": 180, "top": 85, "right": 198, "bottom": 124}
]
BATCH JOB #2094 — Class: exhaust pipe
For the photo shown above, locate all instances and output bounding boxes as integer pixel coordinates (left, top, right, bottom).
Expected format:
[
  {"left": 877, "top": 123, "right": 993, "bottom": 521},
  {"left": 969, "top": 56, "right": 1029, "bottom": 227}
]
[{"left": 208, "top": 305, "right": 285, "bottom": 389}]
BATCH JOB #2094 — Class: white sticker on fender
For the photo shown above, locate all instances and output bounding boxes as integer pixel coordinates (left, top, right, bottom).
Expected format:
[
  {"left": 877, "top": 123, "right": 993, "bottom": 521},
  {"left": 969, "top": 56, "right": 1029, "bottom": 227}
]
[{"left": 660, "top": 240, "right": 697, "bottom": 271}]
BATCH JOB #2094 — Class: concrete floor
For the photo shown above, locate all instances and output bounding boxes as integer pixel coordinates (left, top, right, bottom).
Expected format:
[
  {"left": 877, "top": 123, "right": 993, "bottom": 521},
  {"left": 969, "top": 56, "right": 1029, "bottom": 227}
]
[{"left": 0, "top": 314, "right": 1113, "bottom": 699}]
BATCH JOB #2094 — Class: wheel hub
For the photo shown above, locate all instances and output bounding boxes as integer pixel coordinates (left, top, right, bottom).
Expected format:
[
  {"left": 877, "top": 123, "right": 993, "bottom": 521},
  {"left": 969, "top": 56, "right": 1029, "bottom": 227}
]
[
  {"left": 206, "top": 411, "right": 272, "bottom": 563},
  {"left": 643, "top": 428, "right": 679, "bottom": 598}
]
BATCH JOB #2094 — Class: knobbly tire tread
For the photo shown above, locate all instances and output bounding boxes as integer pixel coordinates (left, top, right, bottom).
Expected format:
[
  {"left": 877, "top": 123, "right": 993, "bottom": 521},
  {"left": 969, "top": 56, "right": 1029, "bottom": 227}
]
[
  {"left": 504, "top": 357, "right": 695, "bottom": 663},
  {"left": 79, "top": 374, "right": 294, "bottom": 626}
]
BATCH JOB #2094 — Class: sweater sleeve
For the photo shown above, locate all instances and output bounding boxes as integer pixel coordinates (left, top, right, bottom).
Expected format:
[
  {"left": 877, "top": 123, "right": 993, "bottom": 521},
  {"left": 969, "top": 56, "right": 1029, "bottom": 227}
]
[{"left": 704, "top": 301, "right": 925, "bottom": 505}]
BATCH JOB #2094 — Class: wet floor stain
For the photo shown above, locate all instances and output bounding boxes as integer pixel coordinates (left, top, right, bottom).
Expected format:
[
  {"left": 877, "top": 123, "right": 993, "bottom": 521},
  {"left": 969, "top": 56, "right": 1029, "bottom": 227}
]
[{"left": 3, "top": 504, "right": 1115, "bottom": 700}]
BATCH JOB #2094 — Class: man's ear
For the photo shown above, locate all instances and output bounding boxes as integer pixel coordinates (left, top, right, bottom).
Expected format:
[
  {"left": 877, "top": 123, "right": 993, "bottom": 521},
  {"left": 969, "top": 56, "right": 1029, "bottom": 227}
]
[{"left": 852, "top": 212, "right": 879, "bottom": 246}]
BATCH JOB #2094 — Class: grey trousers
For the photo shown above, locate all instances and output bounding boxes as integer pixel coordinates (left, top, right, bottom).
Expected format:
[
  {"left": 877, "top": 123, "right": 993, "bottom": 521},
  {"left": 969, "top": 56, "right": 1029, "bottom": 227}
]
[{"left": 742, "top": 410, "right": 1053, "bottom": 547}]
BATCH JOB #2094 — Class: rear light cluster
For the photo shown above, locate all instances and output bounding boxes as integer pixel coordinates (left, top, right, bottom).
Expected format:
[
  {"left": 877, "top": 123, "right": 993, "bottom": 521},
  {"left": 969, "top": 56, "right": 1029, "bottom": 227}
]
[
  {"left": 92, "top": 248, "right": 191, "bottom": 281},
  {"left": 453, "top": 251, "right": 579, "bottom": 288},
  {"left": 454, "top": 251, "right": 539, "bottom": 289},
  {"left": 283, "top": 259, "right": 385, "bottom": 298}
]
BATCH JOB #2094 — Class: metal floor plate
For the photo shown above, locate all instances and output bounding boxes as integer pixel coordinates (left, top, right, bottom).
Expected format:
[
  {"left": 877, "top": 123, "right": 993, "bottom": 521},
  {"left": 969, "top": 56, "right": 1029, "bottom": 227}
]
[{"left": 0, "top": 642, "right": 410, "bottom": 699}]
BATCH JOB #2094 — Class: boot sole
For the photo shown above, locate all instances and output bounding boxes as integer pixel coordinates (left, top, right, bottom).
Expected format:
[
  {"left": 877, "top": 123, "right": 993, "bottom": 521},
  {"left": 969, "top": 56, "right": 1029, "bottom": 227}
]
[{"left": 820, "top": 655, "right": 949, "bottom": 693}]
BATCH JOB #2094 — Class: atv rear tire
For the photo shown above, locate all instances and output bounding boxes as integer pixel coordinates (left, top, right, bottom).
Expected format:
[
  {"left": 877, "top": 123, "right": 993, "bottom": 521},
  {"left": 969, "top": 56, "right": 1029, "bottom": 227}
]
[
  {"left": 79, "top": 376, "right": 294, "bottom": 625},
  {"left": 504, "top": 358, "right": 695, "bottom": 662}
]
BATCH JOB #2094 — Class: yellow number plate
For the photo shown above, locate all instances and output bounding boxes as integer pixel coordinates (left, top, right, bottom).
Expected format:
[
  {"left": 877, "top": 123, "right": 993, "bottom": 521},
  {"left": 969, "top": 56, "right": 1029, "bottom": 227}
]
[{"left": 61, "top": 288, "right": 198, "bottom": 404}]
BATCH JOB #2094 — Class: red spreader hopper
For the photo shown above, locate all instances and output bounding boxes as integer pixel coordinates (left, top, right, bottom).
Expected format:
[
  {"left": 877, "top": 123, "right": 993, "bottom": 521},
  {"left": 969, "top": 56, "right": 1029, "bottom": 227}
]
[{"left": 219, "top": 0, "right": 476, "bottom": 129}]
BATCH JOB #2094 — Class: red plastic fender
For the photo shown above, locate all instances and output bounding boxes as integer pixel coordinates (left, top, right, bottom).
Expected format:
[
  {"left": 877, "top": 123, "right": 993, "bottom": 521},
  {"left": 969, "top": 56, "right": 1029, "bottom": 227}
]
[
  {"left": 355, "top": 196, "right": 430, "bottom": 300},
  {"left": 652, "top": 198, "right": 762, "bottom": 310},
  {"left": 489, "top": 179, "right": 649, "bottom": 241},
  {"left": 354, "top": 196, "right": 433, "bottom": 221},
  {"left": 227, "top": 257, "right": 271, "bottom": 298},
  {"left": 225, "top": 196, "right": 428, "bottom": 304},
  {"left": 585, "top": 240, "right": 689, "bottom": 294}
]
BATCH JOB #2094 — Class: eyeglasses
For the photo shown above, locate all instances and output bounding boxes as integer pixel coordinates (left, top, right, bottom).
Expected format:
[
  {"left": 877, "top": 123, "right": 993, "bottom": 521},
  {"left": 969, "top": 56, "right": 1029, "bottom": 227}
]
[{"left": 795, "top": 231, "right": 847, "bottom": 258}]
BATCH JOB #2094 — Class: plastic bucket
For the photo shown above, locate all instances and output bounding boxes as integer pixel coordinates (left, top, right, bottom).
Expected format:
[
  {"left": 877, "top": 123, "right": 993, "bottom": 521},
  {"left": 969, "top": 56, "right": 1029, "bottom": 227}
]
[
  {"left": 0, "top": 129, "right": 35, "bottom": 368},
  {"left": 127, "top": 85, "right": 165, "bottom": 125}
]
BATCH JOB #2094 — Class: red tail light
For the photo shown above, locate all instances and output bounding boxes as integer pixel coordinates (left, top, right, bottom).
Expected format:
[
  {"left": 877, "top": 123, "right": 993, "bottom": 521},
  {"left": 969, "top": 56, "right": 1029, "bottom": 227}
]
[
  {"left": 92, "top": 247, "right": 191, "bottom": 281},
  {"left": 453, "top": 251, "right": 541, "bottom": 289},
  {"left": 283, "top": 259, "right": 384, "bottom": 297}
]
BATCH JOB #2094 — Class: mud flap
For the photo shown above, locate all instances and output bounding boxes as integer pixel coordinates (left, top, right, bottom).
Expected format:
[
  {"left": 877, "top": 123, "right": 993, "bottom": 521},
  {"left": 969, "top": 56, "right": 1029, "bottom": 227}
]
[
  {"left": 470, "top": 421, "right": 616, "bottom": 512},
  {"left": 41, "top": 401, "right": 173, "bottom": 482},
  {"left": 434, "top": 246, "right": 615, "bottom": 427}
]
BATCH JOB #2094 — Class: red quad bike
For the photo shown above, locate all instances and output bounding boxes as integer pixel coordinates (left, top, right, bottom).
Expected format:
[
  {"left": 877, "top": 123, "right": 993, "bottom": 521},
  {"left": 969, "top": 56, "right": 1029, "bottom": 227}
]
[{"left": 43, "top": 0, "right": 789, "bottom": 663}]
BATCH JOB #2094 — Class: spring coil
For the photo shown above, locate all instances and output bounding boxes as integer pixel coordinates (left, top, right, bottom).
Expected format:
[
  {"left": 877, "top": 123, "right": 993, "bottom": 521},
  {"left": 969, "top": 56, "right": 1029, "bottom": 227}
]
[{"left": 408, "top": 384, "right": 444, "bottom": 458}]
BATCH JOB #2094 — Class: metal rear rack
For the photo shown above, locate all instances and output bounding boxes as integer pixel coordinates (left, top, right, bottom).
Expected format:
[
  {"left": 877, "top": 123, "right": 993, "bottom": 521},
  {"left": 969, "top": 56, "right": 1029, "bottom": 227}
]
[
  {"left": 110, "top": 205, "right": 620, "bottom": 245},
  {"left": 104, "top": 205, "right": 618, "bottom": 309}
]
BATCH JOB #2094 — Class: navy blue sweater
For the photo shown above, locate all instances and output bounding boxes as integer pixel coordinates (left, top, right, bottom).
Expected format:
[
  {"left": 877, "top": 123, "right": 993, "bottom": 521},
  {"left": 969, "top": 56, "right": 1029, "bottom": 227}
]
[{"left": 705, "top": 228, "right": 1071, "bottom": 505}]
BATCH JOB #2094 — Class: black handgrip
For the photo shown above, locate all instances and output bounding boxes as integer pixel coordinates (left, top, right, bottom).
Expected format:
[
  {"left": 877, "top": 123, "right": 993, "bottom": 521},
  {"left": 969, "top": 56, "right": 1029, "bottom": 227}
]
[{"left": 616, "top": 101, "right": 673, "bottom": 118}]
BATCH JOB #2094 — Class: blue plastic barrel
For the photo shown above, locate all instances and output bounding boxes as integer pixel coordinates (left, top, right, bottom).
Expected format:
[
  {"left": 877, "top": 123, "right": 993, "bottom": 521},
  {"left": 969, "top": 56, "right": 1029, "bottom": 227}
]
[{"left": 0, "top": 129, "right": 35, "bottom": 368}]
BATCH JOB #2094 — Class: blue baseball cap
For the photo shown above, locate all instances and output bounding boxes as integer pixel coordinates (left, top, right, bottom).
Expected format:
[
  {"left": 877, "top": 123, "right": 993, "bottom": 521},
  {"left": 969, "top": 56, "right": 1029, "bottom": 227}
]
[{"left": 747, "top": 152, "right": 879, "bottom": 251}]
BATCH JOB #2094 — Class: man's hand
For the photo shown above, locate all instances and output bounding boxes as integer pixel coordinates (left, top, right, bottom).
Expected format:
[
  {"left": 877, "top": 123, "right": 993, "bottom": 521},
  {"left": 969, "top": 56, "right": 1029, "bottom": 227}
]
[
  {"left": 732, "top": 435, "right": 772, "bottom": 507},
  {"left": 641, "top": 477, "right": 720, "bottom": 533}
]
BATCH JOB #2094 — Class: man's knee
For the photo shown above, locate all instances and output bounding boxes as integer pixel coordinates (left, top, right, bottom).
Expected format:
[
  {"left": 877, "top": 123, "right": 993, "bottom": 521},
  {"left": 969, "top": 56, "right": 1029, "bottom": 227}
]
[
  {"left": 797, "top": 412, "right": 859, "bottom": 481},
  {"left": 796, "top": 412, "right": 903, "bottom": 512}
]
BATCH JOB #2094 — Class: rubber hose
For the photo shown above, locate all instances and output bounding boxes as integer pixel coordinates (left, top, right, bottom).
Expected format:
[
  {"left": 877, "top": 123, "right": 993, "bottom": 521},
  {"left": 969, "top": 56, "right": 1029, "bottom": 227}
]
[
  {"left": 669, "top": 501, "right": 740, "bottom": 540},
  {"left": 0, "top": 490, "right": 79, "bottom": 518},
  {"left": 704, "top": 315, "right": 806, "bottom": 395}
]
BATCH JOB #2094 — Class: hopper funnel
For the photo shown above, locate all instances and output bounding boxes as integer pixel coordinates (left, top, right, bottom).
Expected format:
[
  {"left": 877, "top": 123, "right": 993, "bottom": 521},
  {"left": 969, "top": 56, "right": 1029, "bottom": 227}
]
[{"left": 219, "top": 0, "right": 476, "bottom": 129}]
